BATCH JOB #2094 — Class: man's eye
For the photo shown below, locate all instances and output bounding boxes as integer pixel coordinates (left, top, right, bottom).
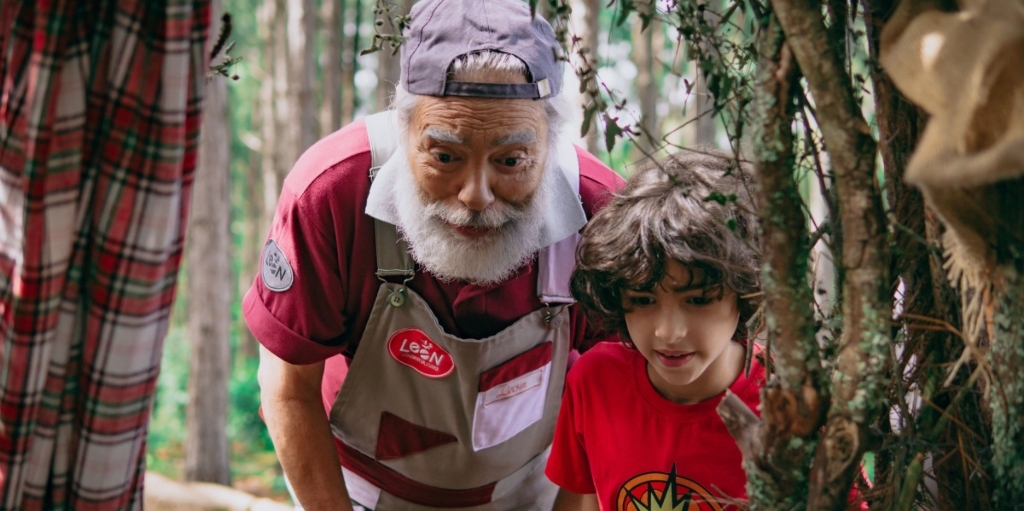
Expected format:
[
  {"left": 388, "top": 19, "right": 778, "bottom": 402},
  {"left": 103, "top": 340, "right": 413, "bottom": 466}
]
[
  {"left": 502, "top": 157, "right": 519, "bottom": 167},
  {"left": 435, "top": 153, "right": 453, "bottom": 164}
]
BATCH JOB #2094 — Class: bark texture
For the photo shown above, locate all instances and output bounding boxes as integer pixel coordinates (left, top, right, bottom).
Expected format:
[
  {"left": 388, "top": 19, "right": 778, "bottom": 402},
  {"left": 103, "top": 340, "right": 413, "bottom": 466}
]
[
  {"left": 341, "top": 0, "right": 360, "bottom": 124},
  {"left": 272, "top": 0, "right": 296, "bottom": 201},
  {"left": 571, "top": 0, "right": 601, "bottom": 155},
  {"left": 631, "top": 4, "right": 658, "bottom": 159},
  {"left": 322, "top": 0, "right": 344, "bottom": 134},
  {"left": 691, "top": 2, "right": 717, "bottom": 147},
  {"left": 741, "top": 13, "right": 824, "bottom": 510},
  {"left": 990, "top": 185, "right": 1024, "bottom": 508},
  {"left": 864, "top": 1, "right": 991, "bottom": 508},
  {"left": 375, "top": 0, "right": 412, "bottom": 112},
  {"left": 185, "top": 1, "right": 232, "bottom": 484},
  {"left": 770, "top": 0, "right": 888, "bottom": 509},
  {"left": 289, "top": 0, "right": 318, "bottom": 151},
  {"left": 733, "top": 11, "right": 819, "bottom": 507}
]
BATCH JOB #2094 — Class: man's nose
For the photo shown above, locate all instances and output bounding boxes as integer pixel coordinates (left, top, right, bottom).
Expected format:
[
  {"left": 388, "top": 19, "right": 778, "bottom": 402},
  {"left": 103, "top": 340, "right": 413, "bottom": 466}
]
[{"left": 458, "top": 167, "right": 495, "bottom": 211}]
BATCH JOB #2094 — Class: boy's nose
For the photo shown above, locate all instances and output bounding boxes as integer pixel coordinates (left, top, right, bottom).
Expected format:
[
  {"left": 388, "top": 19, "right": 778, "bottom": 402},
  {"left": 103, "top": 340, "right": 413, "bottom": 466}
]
[{"left": 653, "top": 310, "right": 687, "bottom": 345}]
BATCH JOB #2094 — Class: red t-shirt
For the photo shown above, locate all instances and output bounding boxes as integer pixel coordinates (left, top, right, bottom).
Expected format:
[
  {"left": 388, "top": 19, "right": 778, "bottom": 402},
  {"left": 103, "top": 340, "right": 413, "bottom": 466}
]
[
  {"left": 242, "top": 118, "right": 624, "bottom": 412},
  {"left": 546, "top": 342, "right": 765, "bottom": 511}
]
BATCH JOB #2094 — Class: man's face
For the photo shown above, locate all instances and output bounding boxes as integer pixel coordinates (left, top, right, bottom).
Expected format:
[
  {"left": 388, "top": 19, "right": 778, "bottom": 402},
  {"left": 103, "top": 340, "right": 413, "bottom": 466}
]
[{"left": 405, "top": 94, "right": 549, "bottom": 239}]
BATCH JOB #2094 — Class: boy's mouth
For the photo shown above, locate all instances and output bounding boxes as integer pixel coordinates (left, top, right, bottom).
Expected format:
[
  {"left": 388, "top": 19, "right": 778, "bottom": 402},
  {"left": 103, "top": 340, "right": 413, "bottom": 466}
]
[{"left": 654, "top": 350, "right": 695, "bottom": 368}]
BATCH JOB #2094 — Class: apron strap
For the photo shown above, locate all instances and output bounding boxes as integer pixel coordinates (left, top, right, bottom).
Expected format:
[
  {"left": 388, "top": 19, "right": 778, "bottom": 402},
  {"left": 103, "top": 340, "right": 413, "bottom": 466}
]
[
  {"left": 365, "top": 111, "right": 415, "bottom": 280},
  {"left": 537, "top": 144, "right": 582, "bottom": 305}
]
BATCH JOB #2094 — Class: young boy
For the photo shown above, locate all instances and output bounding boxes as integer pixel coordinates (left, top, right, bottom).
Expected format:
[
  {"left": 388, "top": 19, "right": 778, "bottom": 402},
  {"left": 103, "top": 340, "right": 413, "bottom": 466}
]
[{"left": 546, "top": 152, "right": 764, "bottom": 511}]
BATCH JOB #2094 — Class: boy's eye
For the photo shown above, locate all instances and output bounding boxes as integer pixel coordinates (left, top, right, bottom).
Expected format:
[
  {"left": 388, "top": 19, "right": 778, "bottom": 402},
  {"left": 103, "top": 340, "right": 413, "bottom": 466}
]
[
  {"left": 686, "top": 293, "right": 720, "bottom": 306},
  {"left": 629, "top": 296, "right": 656, "bottom": 307}
]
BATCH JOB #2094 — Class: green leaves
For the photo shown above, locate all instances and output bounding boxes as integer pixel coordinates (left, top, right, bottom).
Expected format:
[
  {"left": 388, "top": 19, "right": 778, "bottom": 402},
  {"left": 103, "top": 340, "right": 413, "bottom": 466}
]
[
  {"left": 704, "top": 191, "right": 739, "bottom": 205},
  {"left": 208, "top": 14, "right": 241, "bottom": 81},
  {"left": 581, "top": 105, "right": 596, "bottom": 138},
  {"left": 603, "top": 114, "right": 624, "bottom": 152},
  {"left": 363, "top": 0, "right": 410, "bottom": 56}
]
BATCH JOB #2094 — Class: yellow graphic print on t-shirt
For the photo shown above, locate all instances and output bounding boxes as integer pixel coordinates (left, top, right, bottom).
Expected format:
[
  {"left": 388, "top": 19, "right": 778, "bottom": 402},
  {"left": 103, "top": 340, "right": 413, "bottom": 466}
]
[{"left": 616, "top": 464, "right": 724, "bottom": 511}]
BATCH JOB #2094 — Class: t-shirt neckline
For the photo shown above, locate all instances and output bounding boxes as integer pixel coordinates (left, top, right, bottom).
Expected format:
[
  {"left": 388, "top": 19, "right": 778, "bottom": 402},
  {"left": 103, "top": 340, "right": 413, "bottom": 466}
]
[{"left": 631, "top": 346, "right": 759, "bottom": 421}]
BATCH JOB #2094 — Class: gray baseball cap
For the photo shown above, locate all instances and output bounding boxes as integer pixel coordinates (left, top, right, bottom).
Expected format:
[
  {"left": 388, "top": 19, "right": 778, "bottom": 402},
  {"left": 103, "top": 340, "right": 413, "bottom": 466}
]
[{"left": 400, "top": 0, "right": 563, "bottom": 100}]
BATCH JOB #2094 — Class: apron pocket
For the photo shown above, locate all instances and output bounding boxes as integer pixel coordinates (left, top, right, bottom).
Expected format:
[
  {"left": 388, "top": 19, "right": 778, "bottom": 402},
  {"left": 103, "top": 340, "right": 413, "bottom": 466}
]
[{"left": 472, "top": 342, "right": 553, "bottom": 451}]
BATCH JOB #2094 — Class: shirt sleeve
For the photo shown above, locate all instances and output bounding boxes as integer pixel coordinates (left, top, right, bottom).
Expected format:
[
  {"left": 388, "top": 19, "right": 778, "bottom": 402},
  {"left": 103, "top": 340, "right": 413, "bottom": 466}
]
[
  {"left": 242, "top": 184, "right": 349, "bottom": 365},
  {"left": 544, "top": 369, "right": 596, "bottom": 494}
]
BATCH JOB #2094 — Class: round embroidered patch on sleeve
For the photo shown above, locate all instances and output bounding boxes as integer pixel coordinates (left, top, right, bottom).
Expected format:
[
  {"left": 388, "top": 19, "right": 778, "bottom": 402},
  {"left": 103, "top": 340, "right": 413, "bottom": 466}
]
[{"left": 261, "top": 239, "right": 294, "bottom": 292}]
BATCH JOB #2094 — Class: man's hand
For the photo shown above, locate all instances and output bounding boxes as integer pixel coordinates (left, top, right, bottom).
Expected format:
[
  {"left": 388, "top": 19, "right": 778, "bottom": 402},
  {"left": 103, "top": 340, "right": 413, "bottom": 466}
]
[
  {"left": 258, "top": 346, "right": 355, "bottom": 511},
  {"left": 551, "top": 488, "right": 599, "bottom": 511}
]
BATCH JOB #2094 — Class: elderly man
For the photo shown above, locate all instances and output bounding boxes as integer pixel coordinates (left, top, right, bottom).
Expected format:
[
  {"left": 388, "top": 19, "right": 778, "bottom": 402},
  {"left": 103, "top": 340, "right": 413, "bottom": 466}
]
[{"left": 244, "top": 0, "right": 622, "bottom": 509}]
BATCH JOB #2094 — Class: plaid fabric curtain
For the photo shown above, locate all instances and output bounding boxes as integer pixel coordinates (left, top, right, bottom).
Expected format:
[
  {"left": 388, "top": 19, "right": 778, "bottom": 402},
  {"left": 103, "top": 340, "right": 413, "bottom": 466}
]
[{"left": 0, "top": 1, "right": 209, "bottom": 509}]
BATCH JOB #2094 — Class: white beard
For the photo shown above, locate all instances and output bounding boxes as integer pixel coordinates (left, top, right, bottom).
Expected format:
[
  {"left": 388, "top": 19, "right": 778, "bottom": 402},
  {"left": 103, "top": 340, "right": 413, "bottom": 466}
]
[{"left": 392, "top": 150, "right": 554, "bottom": 286}]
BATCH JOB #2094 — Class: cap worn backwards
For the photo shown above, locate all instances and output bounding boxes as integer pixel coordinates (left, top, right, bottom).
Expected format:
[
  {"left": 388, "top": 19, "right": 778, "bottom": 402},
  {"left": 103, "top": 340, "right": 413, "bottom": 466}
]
[{"left": 400, "top": 0, "right": 564, "bottom": 100}]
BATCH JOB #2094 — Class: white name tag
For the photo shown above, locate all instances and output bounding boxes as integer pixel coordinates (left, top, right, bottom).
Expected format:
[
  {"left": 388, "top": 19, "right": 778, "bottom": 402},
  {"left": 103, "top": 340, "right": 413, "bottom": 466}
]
[{"left": 483, "top": 367, "right": 545, "bottom": 407}]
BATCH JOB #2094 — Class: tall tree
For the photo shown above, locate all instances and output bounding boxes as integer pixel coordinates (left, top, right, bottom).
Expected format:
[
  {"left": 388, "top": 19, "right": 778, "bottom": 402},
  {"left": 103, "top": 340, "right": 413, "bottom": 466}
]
[
  {"left": 272, "top": 0, "right": 295, "bottom": 210},
  {"left": 341, "top": 0, "right": 362, "bottom": 124},
  {"left": 239, "top": 98, "right": 265, "bottom": 360},
  {"left": 692, "top": 71, "right": 716, "bottom": 146},
  {"left": 185, "top": 0, "right": 232, "bottom": 485},
  {"left": 257, "top": 0, "right": 283, "bottom": 236},
  {"left": 375, "top": 0, "right": 413, "bottom": 111},
  {"left": 289, "top": 0, "right": 318, "bottom": 150},
  {"left": 323, "top": 0, "right": 345, "bottom": 134},
  {"left": 571, "top": 0, "right": 601, "bottom": 155},
  {"left": 630, "top": 3, "right": 658, "bottom": 160},
  {"left": 692, "top": 4, "right": 716, "bottom": 147}
]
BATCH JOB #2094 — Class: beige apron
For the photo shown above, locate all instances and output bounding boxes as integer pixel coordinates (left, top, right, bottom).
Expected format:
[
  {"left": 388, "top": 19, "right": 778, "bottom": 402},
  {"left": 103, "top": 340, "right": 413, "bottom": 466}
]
[{"left": 327, "top": 112, "right": 582, "bottom": 510}]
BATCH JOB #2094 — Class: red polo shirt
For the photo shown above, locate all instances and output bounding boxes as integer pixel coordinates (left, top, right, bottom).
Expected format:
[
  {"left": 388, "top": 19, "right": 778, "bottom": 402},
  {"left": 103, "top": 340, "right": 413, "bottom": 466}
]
[{"left": 242, "top": 118, "right": 624, "bottom": 411}]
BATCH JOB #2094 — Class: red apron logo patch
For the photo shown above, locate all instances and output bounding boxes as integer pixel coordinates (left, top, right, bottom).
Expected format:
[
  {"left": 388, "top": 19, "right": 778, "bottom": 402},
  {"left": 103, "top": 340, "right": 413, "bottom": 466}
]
[{"left": 387, "top": 329, "right": 455, "bottom": 378}]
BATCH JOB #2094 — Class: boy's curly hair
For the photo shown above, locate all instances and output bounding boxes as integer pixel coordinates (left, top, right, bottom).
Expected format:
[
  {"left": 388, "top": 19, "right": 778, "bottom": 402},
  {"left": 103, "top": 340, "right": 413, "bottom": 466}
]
[{"left": 570, "top": 151, "right": 762, "bottom": 343}]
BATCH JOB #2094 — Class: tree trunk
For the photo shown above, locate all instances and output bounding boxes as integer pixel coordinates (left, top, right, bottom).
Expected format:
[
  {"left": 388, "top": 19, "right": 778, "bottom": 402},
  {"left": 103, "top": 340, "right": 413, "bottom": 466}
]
[
  {"left": 258, "top": 0, "right": 283, "bottom": 236},
  {"left": 734, "top": 13, "right": 824, "bottom": 510},
  {"left": 693, "top": 70, "right": 716, "bottom": 146},
  {"left": 691, "top": 3, "right": 717, "bottom": 148},
  {"left": 322, "top": 0, "right": 344, "bottom": 134},
  {"left": 185, "top": 0, "right": 232, "bottom": 484},
  {"left": 862, "top": 1, "right": 992, "bottom": 508},
  {"left": 273, "top": 0, "right": 296, "bottom": 204},
  {"left": 571, "top": 0, "right": 600, "bottom": 155},
  {"left": 289, "top": 0, "right": 318, "bottom": 151},
  {"left": 375, "top": 0, "right": 412, "bottom": 112},
  {"left": 990, "top": 181, "right": 1024, "bottom": 508},
  {"left": 238, "top": 97, "right": 264, "bottom": 361},
  {"left": 770, "top": 0, "right": 889, "bottom": 509},
  {"left": 342, "top": 0, "right": 362, "bottom": 124},
  {"left": 631, "top": 5, "right": 657, "bottom": 160}
]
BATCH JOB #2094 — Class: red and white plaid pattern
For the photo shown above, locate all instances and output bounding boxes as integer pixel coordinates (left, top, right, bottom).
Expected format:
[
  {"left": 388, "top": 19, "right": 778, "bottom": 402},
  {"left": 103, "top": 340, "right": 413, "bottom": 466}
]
[{"left": 0, "top": 1, "right": 209, "bottom": 509}]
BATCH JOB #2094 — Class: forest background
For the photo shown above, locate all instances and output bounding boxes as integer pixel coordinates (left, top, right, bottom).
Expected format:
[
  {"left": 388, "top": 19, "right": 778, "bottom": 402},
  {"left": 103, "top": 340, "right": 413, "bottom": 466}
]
[
  {"left": 153, "top": 0, "right": 719, "bottom": 498},
  {"left": 152, "top": 0, "right": 1024, "bottom": 509},
  {"left": 149, "top": 0, "right": 688, "bottom": 497}
]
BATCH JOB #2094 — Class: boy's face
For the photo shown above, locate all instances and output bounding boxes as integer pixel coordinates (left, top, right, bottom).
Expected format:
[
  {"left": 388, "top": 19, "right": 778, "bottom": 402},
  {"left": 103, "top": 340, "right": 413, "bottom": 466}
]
[{"left": 621, "top": 260, "right": 744, "bottom": 404}]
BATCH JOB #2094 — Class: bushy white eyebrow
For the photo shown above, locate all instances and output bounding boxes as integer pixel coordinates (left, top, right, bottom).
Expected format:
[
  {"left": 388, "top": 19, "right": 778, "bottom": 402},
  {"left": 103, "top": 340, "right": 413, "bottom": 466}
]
[
  {"left": 492, "top": 131, "right": 536, "bottom": 147},
  {"left": 422, "top": 127, "right": 463, "bottom": 144}
]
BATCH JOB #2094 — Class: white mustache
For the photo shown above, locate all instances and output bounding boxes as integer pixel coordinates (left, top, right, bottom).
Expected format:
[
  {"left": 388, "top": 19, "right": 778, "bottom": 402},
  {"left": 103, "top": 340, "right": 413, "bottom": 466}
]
[{"left": 422, "top": 198, "right": 529, "bottom": 230}]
